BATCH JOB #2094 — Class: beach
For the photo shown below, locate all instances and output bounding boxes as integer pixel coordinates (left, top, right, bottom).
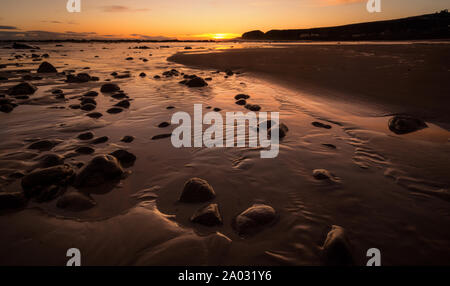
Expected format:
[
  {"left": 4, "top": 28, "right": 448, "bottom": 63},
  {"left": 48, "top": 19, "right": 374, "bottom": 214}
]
[{"left": 0, "top": 42, "right": 449, "bottom": 266}]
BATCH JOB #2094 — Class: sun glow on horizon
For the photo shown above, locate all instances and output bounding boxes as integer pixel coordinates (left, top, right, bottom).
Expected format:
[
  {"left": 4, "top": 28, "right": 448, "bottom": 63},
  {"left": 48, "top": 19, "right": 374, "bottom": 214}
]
[{"left": 192, "top": 33, "right": 241, "bottom": 40}]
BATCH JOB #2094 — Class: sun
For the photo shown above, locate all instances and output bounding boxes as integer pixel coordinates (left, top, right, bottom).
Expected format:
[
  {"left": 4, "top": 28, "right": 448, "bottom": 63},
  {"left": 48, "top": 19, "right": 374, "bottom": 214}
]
[{"left": 191, "top": 33, "right": 240, "bottom": 40}]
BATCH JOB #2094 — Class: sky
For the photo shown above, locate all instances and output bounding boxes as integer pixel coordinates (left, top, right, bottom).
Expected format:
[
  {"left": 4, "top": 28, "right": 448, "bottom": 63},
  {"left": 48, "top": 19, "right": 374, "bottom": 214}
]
[{"left": 0, "top": 0, "right": 448, "bottom": 40}]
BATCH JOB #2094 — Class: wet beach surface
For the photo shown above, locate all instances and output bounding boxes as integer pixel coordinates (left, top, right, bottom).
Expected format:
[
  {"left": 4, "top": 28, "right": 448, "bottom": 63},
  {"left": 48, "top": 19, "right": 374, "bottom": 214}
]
[{"left": 0, "top": 42, "right": 449, "bottom": 265}]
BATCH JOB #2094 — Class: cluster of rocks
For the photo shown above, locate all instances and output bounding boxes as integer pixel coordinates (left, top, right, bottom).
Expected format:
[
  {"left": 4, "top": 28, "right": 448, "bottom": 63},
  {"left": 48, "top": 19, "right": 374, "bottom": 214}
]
[
  {"left": 66, "top": 72, "right": 99, "bottom": 83},
  {"left": 233, "top": 93, "right": 262, "bottom": 112},
  {"left": 176, "top": 178, "right": 278, "bottom": 235}
]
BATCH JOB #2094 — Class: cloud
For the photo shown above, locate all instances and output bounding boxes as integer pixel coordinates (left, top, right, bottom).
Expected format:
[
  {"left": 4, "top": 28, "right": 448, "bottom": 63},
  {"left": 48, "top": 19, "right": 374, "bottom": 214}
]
[
  {"left": 129, "top": 34, "right": 176, "bottom": 41},
  {"left": 41, "top": 20, "right": 79, "bottom": 25},
  {"left": 0, "top": 25, "right": 18, "bottom": 30},
  {"left": 101, "top": 5, "right": 150, "bottom": 13}
]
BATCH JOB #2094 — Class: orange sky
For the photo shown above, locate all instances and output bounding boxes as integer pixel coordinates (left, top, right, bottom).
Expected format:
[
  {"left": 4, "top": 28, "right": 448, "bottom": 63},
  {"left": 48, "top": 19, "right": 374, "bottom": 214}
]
[{"left": 0, "top": 0, "right": 448, "bottom": 40}]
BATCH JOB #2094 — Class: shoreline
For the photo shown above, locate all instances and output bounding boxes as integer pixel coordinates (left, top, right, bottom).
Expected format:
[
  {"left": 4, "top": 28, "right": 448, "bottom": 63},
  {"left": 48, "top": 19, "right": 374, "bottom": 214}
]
[{"left": 168, "top": 44, "right": 450, "bottom": 129}]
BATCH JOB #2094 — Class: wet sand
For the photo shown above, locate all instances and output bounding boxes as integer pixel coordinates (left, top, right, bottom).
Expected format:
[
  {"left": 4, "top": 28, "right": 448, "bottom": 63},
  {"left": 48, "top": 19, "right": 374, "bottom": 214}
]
[
  {"left": 169, "top": 43, "right": 450, "bottom": 128},
  {"left": 0, "top": 42, "right": 450, "bottom": 266}
]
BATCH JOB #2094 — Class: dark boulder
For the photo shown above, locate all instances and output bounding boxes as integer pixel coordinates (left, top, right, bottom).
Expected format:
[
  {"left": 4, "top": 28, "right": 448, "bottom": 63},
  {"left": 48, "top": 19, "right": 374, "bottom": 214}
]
[
  {"left": 110, "top": 149, "right": 136, "bottom": 167},
  {"left": 120, "top": 136, "right": 134, "bottom": 143},
  {"left": 28, "top": 139, "right": 61, "bottom": 151},
  {"left": 235, "top": 99, "right": 247, "bottom": 106},
  {"left": 388, "top": 115, "right": 428, "bottom": 135},
  {"left": 36, "top": 153, "right": 64, "bottom": 168},
  {"left": 244, "top": 104, "right": 261, "bottom": 112},
  {"left": 179, "top": 178, "right": 216, "bottom": 203},
  {"left": 74, "top": 155, "right": 124, "bottom": 188},
  {"left": 66, "top": 73, "right": 91, "bottom": 83},
  {"left": 185, "top": 77, "right": 208, "bottom": 87},
  {"left": 190, "top": 203, "right": 223, "bottom": 226},
  {"left": 37, "top": 61, "right": 57, "bottom": 73},
  {"left": 107, "top": 107, "right": 123, "bottom": 114},
  {"left": 114, "top": 100, "right": 130, "bottom": 109},
  {"left": 83, "top": 91, "right": 98, "bottom": 97},
  {"left": 91, "top": 136, "right": 109, "bottom": 145},
  {"left": 101, "top": 83, "right": 120, "bottom": 93},
  {"left": 0, "top": 192, "right": 27, "bottom": 210},
  {"left": 75, "top": 146, "right": 95, "bottom": 155},
  {"left": 86, "top": 112, "right": 103, "bottom": 119},
  {"left": 80, "top": 103, "right": 96, "bottom": 111},
  {"left": 158, "top": 122, "right": 170, "bottom": 128},
  {"left": 21, "top": 165, "right": 75, "bottom": 200},
  {"left": 7, "top": 82, "right": 37, "bottom": 96},
  {"left": 235, "top": 94, "right": 250, "bottom": 100}
]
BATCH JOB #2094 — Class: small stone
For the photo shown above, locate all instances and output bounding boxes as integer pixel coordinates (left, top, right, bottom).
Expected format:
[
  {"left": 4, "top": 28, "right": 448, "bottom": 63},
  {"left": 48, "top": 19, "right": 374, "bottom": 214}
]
[
  {"left": 56, "top": 191, "right": 96, "bottom": 211},
  {"left": 91, "top": 136, "right": 109, "bottom": 144},
  {"left": 312, "top": 122, "right": 332, "bottom": 129},
  {"left": 80, "top": 103, "right": 96, "bottom": 111},
  {"left": 179, "top": 178, "right": 216, "bottom": 203},
  {"left": 69, "top": 104, "right": 81, "bottom": 109},
  {"left": 75, "top": 146, "right": 95, "bottom": 155},
  {"left": 111, "top": 93, "right": 127, "bottom": 99},
  {"left": 100, "top": 83, "right": 120, "bottom": 93},
  {"left": 0, "top": 104, "right": 14, "bottom": 113},
  {"left": 244, "top": 104, "right": 261, "bottom": 112},
  {"left": 120, "top": 136, "right": 134, "bottom": 143},
  {"left": 83, "top": 91, "right": 98, "bottom": 97},
  {"left": 114, "top": 100, "right": 130, "bottom": 109},
  {"left": 110, "top": 149, "right": 136, "bottom": 166},
  {"left": 52, "top": 89, "right": 63, "bottom": 94},
  {"left": 158, "top": 122, "right": 170, "bottom": 128},
  {"left": 233, "top": 204, "right": 277, "bottom": 236},
  {"left": 235, "top": 94, "right": 250, "bottom": 100},
  {"left": 87, "top": 112, "right": 103, "bottom": 119},
  {"left": 213, "top": 108, "right": 221, "bottom": 112},
  {"left": 28, "top": 139, "right": 60, "bottom": 151},
  {"left": 312, "top": 169, "right": 340, "bottom": 183},
  {"left": 80, "top": 98, "right": 97, "bottom": 106},
  {"left": 235, "top": 99, "right": 246, "bottom": 106},
  {"left": 126, "top": 57, "right": 133, "bottom": 60},
  {"left": 107, "top": 107, "right": 123, "bottom": 114},
  {"left": 139, "top": 72, "right": 146, "bottom": 77},
  {"left": 36, "top": 153, "right": 64, "bottom": 168},
  {"left": 190, "top": 203, "right": 223, "bottom": 226},
  {"left": 7, "top": 82, "right": 37, "bottom": 96},
  {"left": 321, "top": 225, "right": 354, "bottom": 266},
  {"left": 66, "top": 73, "right": 91, "bottom": 83},
  {"left": 152, "top": 134, "right": 172, "bottom": 140}
]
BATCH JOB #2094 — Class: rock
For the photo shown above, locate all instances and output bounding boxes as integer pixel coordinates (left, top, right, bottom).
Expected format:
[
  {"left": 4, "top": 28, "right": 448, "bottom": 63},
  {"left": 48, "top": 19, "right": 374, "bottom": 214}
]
[
  {"left": 0, "top": 104, "right": 14, "bottom": 113},
  {"left": 74, "top": 155, "right": 124, "bottom": 188},
  {"left": 179, "top": 178, "right": 216, "bottom": 203},
  {"left": 312, "top": 122, "right": 332, "bottom": 129},
  {"left": 190, "top": 203, "right": 223, "bottom": 226},
  {"left": 52, "top": 89, "right": 63, "bottom": 94},
  {"left": 152, "top": 134, "right": 172, "bottom": 140},
  {"left": 244, "top": 104, "right": 261, "bottom": 112},
  {"left": 80, "top": 98, "right": 97, "bottom": 106},
  {"left": 28, "top": 139, "right": 61, "bottom": 151},
  {"left": 114, "top": 100, "right": 130, "bottom": 109},
  {"left": 42, "top": 54, "right": 49, "bottom": 58},
  {"left": 388, "top": 115, "right": 428, "bottom": 135},
  {"left": 235, "top": 99, "right": 247, "bottom": 106},
  {"left": 75, "top": 146, "right": 95, "bottom": 155},
  {"left": 233, "top": 204, "right": 277, "bottom": 235},
  {"left": 110, "top": 149, "right": 136, "bottom": 166},
  {"left": 166, "top": 106, "right": 175, "bottom": 110},
  {"left": 322, "top": 144, "right": 337, "bottom": 149},
  {"left": 213, "top": 108, "right": 221, "bottom": 112},
  {"left": 312, "top": 169, "right": 340, "bottom": 183},
  {"left": 7, "top": 82, "right": 37, "bottom": 96},
  {"left": 139, "top": 72, "right": 146, "bottom": 77},
  {"left": 153, "top": 75, "right": 161, "bottom": 79},
  {"left": 0, "top": 192, "right": 27, "bottom": 210},
  {"left": 121, "top": 136, "right": 134, "bottom": 143},
  {"left": 91, "top": 136, "right": 109, "bottom": 144},
  {"left": 69, "top": 104, "right": 81, "bottom": 109},
  {"left": 36, "top": 154, "right": 64, "bottom": 168},
  {"left": 37, "top": 61, "right": 57, "bottom": 73},
  {"left": 80, "top": 103, "right": 96, "bottom": 111},
  {"left": 107, "top": 107, "right": 123, "bottom": 114},
  {"left": 158, "top": 122, "right": 170, "bottom": 128},
  {"left": 87, "top": 112, "right": 103, "bottom": 119},
  {"left": 56, "top": 191, "right": 96, "bottom": 211},
  {"left": 111, "top": 93, "right": 127, "bottom": 99},
  {"left": 125, "top": 57, "right": 133, "bottom": 60},
  {"left": 185, "top": 77, "right": 208, "bottom": 87},
  {"left": 321, "top": 225, "right": 354, "bottom": 266},
  {"left": 83, "top": 91, "right": 98, "bottom": 97},
  {"left": 235, "top": 94, "right": 250, "bottom": 100},
  {"left": 268, "top": 123, "right": 289, "bottom": 139},
  {"left": 100, "top": 83, "right": 120, "bottom": 93},
  {"left": 21, "top": 165, "right": 75, "bottom": 200},
  {"left": 13, "top": 42, "right": 38, "bottom": 49},
  {"left": 205, "top": 77, "right": 212, "bottom": 81},
  {"left": 66, "top": 73, "right": 91, "bottom": 83},
  {"left": 225, "top": 69, "right": 234, "bottom": 76}
]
